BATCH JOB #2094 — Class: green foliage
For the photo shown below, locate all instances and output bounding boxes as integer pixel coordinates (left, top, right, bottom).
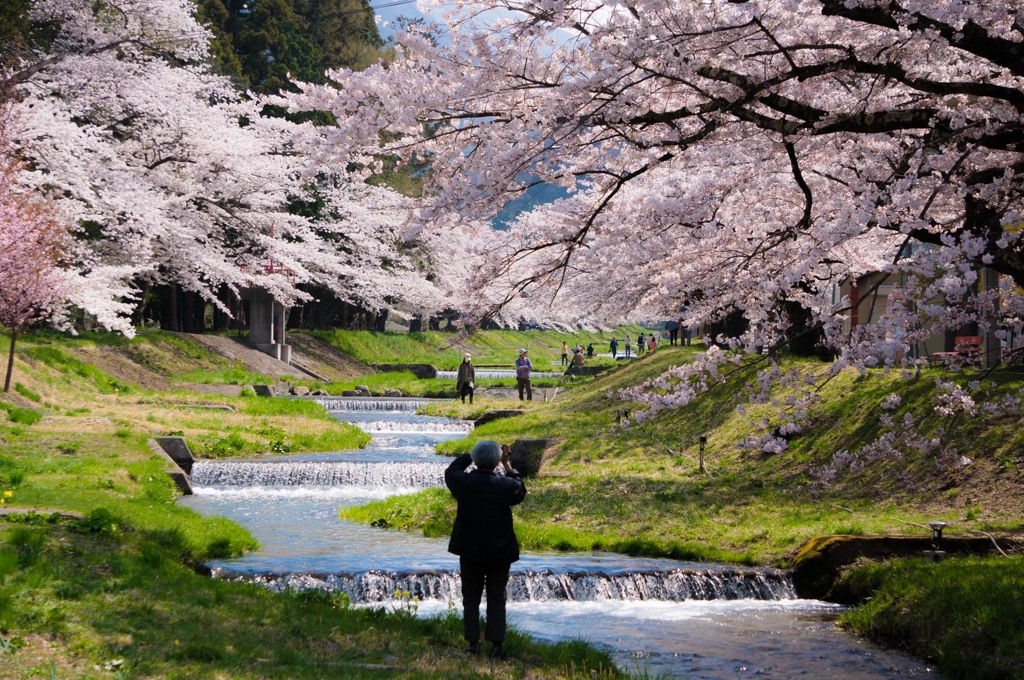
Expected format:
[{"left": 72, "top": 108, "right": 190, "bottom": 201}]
[
  {"left": 173, "top": 364, "right": 277, "bottom": 386},
  {"left": 198, "top": 432, "right": 249, "bottom": 458},
  {"left": 194, "top": 0, "right": 383, "bottom": 94},
  {"left": 840, "top": 556, "right": 1024, "bottom": 680}
]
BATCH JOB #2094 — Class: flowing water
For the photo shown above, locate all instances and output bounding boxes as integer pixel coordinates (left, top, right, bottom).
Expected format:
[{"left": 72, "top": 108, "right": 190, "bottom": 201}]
[{"left": 180, "top": 399, "right": 938, "bottom": 678}]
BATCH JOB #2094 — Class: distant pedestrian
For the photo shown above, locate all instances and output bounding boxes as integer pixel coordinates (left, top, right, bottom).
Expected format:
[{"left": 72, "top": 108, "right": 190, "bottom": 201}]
[
  {"left": 586, "top": 343, "right": 594, "bottom": 358},
  {"left": 666, "top": 320, "right": 679, "bottom": 345},
  {"left": 515, "top": 348, "right": 533, "bottom": 401},
  {"left": 445, "top": 440, "right": 526, "bottom": 660},
  {"left": 624, "top": 334, "right": 632, "bottom": 358},
  {"left": 560, "top": 341, "right": 569, "bottom": 366},
  {"left": 637, "top": 332, "right": 645, "bottom": 356},
  {"left": 609, "top": 337, "right": 619, "bottom": 359},
  {"left": 648, "top": 335, "right": 657, "bottom": 352},
  {"left": 457, "top": 353, "right": 475, "bottom": 404}
]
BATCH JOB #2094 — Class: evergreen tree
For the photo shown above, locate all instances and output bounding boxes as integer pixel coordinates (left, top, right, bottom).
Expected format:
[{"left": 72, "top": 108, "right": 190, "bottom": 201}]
[{"left": 194, "top": 0, "right": 383, "bottom": 93}]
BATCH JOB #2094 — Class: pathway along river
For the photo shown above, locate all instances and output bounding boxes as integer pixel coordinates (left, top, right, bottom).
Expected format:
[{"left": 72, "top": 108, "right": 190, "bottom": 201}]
[{"left": 180, "top": 397, "right": 936, "bottom": 678}]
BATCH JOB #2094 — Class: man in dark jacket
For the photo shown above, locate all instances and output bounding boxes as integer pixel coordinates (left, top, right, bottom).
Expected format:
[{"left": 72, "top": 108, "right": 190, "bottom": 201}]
[{"left": 445, "top": 440, "right": 527, "bottom": 660}]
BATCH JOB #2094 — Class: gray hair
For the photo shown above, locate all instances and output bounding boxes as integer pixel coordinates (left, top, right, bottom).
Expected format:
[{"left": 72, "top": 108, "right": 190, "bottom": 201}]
[{"left": 470, "top": 440, "right": 501, "bottom": 469}]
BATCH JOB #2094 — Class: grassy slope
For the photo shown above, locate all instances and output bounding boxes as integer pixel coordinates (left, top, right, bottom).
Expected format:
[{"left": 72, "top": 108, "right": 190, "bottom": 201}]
[
  {"left": 345, "top": 345, "right": 1024, "bottom": 564},
  {"left": 312, "top": 326, "right": 645, "bottom": 371},
  {"left": 0, "top": 330, "right": 620, "bottom": 678}
]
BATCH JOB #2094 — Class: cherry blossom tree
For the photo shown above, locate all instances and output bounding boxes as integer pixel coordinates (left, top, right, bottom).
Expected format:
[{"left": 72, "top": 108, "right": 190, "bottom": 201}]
[
  {"left": 286, "top": 0, "right": 1024, "bottom": 425},
  {"left": 3, "top": 0, "right": 446, "bottom": 333},
  {"left": 0, "top": 97, "right": 67, "bottom": 392}
]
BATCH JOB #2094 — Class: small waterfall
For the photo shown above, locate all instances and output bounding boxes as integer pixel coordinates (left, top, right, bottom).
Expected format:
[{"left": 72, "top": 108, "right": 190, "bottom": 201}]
[
  {"left": 192, "top": 460, "right": 446, "bottom": 488},
  {"left": 436, "top": 370, "right": 565, "bottom": 380},
  {"left": 213, "top": 567, "right": 796, "bottom": 603},
  {"left": 313, "top": 398, "right": 432, "bottom": 413},
  {"left": 354, "top": 420, "right": 473, "bottom": 434}
]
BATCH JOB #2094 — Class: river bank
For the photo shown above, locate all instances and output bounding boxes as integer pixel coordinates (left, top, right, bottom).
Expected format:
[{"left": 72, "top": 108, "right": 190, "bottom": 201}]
[{"left": 2, "top": 328, "right": 1022, "bottom": 678}]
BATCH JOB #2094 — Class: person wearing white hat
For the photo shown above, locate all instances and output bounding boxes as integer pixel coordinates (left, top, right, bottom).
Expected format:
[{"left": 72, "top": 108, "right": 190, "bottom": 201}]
[
  {"left": 457, "top": 352, "right": 476, "bottom": 404},
  {"left": 515, "top": 348, "right": 532, "bottom": 401}
]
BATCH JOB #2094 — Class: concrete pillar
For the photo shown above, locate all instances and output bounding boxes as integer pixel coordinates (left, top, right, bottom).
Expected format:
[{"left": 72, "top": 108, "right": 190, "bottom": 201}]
[{"left": 245, "top": 287, "right": 291, "bottom": 364}]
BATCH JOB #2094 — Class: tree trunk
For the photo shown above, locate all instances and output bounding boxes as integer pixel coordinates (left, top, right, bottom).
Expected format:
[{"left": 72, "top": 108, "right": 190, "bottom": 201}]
[
  {"left": 158, "top": 284, "right": 179, "bottom": 331},
  {"left": 181, "top": 288, "right": 195, "bottom": 333},
  {"left": 4, "top": 329, "right": 18, "bottom": 393}
]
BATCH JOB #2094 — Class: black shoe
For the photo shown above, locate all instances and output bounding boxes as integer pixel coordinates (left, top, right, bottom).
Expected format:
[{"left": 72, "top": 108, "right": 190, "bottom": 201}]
[
  {"left": 465, "top": 642, "right": 479, "bottom": 655},
  {"left": 488, "top": 644, "right": 507, "bottom": 660}
]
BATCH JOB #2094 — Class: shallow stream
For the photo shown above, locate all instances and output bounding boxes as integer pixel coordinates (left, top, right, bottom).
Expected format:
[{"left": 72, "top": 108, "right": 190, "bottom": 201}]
[{"left": 179, "top": 397, "right": 938, "bottom": 678}]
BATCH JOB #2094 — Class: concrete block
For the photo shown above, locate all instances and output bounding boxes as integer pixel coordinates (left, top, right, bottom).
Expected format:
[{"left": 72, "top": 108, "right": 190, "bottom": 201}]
[
  {"left": 154, "top": 436, "right": 195, "bottom": 475},
  {"left": 510, "top": 438, "right": 554, "bottom": 477},
  {"left": 253, "top": 384, "right": 277, "bottom": 397}
]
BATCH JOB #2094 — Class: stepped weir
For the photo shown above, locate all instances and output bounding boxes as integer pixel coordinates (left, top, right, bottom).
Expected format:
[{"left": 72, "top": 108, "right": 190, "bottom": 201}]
[
  {"left": 214, "top": 566, "right": 795, "bottom": 603},
  {"left": 192, "top": 460, "right": 447, "bottom": 488}
]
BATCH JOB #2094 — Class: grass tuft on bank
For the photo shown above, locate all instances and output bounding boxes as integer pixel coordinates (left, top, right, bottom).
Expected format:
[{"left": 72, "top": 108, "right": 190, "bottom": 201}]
[{"left": 838, "top": 555, "right": 1024, "bottom": 680}]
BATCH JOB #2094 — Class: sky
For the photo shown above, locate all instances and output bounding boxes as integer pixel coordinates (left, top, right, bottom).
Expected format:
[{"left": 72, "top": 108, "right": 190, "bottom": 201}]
[{"left": 370, "top": 0, "right": 429, "bottom": 39}]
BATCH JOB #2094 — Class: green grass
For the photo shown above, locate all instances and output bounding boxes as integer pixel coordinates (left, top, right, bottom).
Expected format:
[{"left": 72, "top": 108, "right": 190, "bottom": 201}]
[
  {"left": 839, "top": 555, "right": 1024, "bottom": 680},
  {"left": 172, "top": 364, "right": 279, "bottom": 386},
  {"left": 313, "top": 325, "right": 646, "bottom": 371},
  {"left": 139, "top": 390, "right": 372, "bottom": 458},
  {"left": 1, "top": 404, "right": 43, "bottom": 426},
  {"left": 23, "top": 345, "right": 134, "bottom": 394}
]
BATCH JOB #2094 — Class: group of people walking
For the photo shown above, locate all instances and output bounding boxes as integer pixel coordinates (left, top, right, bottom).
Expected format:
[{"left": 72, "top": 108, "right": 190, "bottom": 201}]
[
  {"left": 609, "top": 332, "right": 660, "bottom": 359},
  {"left": 560, "top": 341, "right": 594, "bottom": 366},
  {"left": 462, "top": 327, "right": 691, "bottom": 405}
]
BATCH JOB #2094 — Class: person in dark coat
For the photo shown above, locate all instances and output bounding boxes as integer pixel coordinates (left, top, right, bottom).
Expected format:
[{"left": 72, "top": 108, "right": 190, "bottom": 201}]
[
  {"left": 456, "top": 353, "right": 475, "bottom": 404},
  {"left": 445, "top": 440, "right": 527, "bottom": 660}
]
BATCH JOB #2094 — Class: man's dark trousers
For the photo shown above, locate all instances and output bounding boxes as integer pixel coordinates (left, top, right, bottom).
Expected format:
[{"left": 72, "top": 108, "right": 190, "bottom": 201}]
[{"left": 460, "top": 556, "right": 511, "bottom": 643}]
